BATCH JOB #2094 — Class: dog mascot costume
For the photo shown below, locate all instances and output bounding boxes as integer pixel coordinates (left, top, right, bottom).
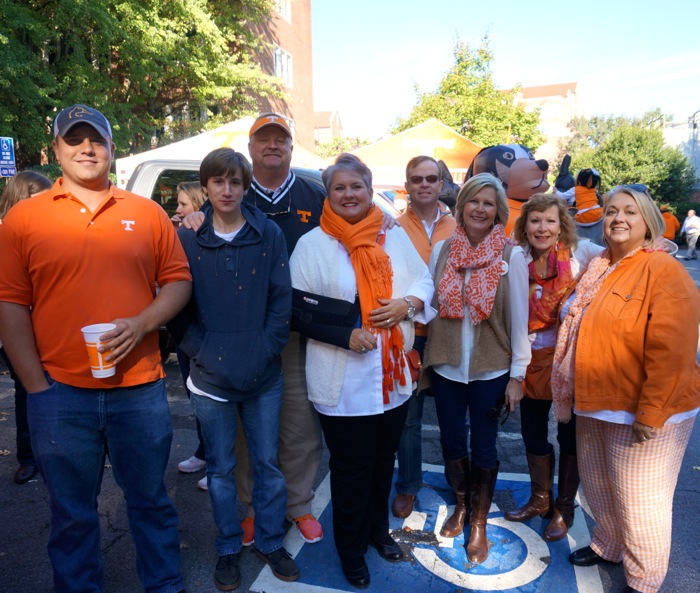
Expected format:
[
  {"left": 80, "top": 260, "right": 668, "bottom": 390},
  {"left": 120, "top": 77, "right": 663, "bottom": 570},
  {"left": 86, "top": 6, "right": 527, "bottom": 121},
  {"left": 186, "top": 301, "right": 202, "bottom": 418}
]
[{"left": 466, "top": 144, "right": 549, "bottom": 236}]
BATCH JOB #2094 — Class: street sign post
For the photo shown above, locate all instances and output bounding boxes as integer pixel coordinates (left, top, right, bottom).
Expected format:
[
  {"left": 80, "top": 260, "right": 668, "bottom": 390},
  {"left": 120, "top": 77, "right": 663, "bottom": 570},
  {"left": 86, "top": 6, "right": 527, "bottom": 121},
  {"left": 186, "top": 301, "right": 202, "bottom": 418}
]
[{"left": 1, "top": 137, "right": 17, "bottom": 177}]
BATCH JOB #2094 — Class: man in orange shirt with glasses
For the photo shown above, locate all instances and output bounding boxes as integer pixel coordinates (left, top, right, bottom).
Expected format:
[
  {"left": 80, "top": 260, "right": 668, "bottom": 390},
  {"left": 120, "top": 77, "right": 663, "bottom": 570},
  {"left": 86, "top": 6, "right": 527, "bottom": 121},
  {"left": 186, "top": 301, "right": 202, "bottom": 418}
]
[{"left": 392, "top": 156, "right": 456, "bottom": 519}]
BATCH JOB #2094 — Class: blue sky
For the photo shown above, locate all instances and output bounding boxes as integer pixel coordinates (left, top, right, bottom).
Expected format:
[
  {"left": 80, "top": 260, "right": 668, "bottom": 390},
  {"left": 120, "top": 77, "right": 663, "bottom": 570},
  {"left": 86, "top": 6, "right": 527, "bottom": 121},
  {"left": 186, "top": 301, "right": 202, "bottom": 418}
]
[{"left": 312, "top": 0, "right": 700, "bottom": 140}]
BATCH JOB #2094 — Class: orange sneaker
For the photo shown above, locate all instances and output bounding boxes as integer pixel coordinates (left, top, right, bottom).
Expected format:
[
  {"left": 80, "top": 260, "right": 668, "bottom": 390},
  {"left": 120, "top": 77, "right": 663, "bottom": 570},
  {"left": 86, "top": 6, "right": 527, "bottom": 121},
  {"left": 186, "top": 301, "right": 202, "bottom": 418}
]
[
  {"left": 294, "top": 514, "right": 323, "bottom": 543},
  {"left": 241, "top": 517, "right": 254, "bottom": 547}
]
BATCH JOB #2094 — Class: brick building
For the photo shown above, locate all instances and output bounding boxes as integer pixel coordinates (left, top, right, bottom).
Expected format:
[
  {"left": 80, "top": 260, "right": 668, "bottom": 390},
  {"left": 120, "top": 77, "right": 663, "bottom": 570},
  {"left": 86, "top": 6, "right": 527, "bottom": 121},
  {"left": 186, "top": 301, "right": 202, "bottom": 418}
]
[
  {"left": 251, "top": 0, "right": 316, "bottom": 151},
  {"left": 508, "top": 82, "right": 581, "bottom": 162}
]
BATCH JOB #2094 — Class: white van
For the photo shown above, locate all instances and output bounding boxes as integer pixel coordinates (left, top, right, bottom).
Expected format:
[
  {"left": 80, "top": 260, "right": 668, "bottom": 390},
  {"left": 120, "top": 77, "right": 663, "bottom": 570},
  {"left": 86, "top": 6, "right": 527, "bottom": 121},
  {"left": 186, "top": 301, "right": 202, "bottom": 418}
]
[{"left": 125, "top": 159, "right": 401, "bottom": 219}]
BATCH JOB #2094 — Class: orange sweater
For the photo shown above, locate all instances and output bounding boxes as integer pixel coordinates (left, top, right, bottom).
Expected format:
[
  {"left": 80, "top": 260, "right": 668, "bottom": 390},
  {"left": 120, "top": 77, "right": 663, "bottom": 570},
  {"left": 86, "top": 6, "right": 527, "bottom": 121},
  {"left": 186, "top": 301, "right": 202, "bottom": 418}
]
[
  {"left": 398, "top": 206, "right": 456, "bottom": 265},
  {"left": 573, "top": 250, "right": 700, "bottom": 427},
  {"left": 661, "top": 211, "right": 680, "bottom": 240},
  {"left": 398, "top": 206, "right": 456, "bottom": 336}
]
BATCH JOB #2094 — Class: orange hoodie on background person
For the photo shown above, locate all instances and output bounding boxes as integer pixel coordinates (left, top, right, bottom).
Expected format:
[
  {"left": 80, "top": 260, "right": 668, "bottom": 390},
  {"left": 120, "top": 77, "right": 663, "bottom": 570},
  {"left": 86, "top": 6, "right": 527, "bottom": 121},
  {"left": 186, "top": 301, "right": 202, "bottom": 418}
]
[{"left": 660, "top": 206, "right": 681, "bottom": 240}]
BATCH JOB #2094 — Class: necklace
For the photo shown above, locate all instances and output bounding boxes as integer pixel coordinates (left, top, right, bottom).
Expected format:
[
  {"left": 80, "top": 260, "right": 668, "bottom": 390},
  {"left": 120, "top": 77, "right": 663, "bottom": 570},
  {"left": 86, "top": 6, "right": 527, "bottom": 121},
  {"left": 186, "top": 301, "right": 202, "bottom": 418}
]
[{"left": 534, "top": 255, "right": 549, "bottom": 278}]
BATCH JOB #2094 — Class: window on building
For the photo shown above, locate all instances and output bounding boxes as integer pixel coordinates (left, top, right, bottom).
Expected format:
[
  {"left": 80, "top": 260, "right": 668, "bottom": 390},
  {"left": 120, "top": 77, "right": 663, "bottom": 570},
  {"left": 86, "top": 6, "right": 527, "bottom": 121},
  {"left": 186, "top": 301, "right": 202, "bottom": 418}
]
[
  {"left": 274, "top": 0, "right": 292, "bottom": 23},
  {"left": 274, "top": 45, "right": 293, "bottom": 88}
]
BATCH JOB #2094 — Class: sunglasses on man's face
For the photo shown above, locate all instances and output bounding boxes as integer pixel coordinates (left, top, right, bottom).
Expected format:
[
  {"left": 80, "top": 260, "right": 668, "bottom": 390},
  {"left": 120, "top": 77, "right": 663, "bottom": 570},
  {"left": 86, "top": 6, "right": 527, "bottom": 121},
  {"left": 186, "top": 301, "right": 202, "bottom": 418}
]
[{"left": 408, "top": 175, "right": 440, "bottom": 185}]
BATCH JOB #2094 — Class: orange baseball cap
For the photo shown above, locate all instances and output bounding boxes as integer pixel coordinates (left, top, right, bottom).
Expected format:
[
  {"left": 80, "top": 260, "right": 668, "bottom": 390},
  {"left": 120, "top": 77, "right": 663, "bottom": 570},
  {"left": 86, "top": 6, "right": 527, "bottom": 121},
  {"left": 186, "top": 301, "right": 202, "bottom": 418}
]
[{"left": 249, "top": 112, "right": 292, "bottom": 138}]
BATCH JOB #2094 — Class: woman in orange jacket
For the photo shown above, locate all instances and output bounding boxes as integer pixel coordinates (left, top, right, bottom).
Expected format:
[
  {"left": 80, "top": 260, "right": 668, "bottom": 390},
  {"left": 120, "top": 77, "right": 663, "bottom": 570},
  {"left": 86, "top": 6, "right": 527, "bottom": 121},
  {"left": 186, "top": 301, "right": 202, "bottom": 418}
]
[{"left": 552, "top": 185, "right": 699, "bottom": 593}]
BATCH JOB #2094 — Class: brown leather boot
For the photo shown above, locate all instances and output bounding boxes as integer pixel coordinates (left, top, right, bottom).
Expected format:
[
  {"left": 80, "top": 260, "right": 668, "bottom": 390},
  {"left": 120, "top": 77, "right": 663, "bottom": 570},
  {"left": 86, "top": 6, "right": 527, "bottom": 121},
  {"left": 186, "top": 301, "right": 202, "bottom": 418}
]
[
  {"left": 391, "top": 494, "right": 416, "bottom": 518},
  {"left": 467, "top": 464, "right": 498, "bottom": 564},
  {"left": 440, "top": 457, "right": 470, "bottom": 537},
  {"left": 543, "top": 452, "right": 580, "bottom": 542},
  {"left": 504, "top": 450, "right": 554, "bottom": 522}
]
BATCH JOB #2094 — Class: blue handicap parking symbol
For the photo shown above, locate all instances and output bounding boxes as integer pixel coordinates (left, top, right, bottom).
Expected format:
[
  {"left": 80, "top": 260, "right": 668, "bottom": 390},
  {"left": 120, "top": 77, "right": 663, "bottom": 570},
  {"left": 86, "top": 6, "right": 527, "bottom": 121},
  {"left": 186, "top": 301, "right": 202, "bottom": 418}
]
[{"left": 251, "top": 463, "right": 603, "bottom": 592}]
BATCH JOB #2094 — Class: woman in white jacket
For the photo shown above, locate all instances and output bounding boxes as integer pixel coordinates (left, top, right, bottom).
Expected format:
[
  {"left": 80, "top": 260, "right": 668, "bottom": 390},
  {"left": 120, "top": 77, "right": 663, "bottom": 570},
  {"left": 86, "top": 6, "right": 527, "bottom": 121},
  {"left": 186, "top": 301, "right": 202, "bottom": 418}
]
[{"left": 290, "top": 154, "right": 434, "bottom": 589}]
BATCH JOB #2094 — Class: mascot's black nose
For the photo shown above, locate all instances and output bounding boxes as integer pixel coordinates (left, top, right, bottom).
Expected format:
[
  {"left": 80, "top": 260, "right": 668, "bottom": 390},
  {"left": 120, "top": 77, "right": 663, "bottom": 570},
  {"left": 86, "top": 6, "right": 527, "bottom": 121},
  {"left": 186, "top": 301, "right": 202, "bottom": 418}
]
[{"left": 536, "top": 159, "right": 548, "bottom": 172}]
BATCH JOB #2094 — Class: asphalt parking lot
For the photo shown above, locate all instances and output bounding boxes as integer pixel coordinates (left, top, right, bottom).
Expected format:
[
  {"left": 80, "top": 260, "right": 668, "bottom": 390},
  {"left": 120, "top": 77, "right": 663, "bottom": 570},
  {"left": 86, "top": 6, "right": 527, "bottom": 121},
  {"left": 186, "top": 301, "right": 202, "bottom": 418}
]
[{"left": 0, "top": 249, "right": 698, "bottom": 593}]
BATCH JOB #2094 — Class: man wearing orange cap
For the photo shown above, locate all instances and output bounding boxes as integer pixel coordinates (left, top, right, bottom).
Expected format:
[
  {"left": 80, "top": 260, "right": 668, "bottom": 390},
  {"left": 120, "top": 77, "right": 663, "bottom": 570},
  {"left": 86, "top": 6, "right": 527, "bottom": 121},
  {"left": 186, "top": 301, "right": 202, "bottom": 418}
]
[
  {"left": 180, "top": 113, "right": 326, "bottom": 544},
  {"left": 234, "top": 113, "right": 325, "bottom": 545}
]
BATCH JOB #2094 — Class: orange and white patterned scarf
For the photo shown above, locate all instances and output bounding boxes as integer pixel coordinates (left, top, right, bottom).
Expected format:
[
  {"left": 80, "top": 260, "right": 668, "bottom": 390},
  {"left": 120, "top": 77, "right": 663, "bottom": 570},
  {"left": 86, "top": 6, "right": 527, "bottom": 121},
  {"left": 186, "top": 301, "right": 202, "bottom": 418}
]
[
  {"left": 528, "top": 243, "right": 574, "bottom": 333},
  {"left": 551, "top": 246, "right": 642, "bottom": 422},
  {"left": 320, "top": 201, "right": 407, "bottom": 403},
  {"left": 438, "top": 224, "right": 507, "bottom": 324}
]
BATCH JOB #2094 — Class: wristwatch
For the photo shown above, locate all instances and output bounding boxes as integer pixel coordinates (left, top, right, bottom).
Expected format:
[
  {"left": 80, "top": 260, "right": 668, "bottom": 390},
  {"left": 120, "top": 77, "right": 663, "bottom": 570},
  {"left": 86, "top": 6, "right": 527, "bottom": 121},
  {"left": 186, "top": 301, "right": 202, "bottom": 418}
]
[
  {"left": 403, "top": 297, "right": 416, "bottom": 320},
  {"left": 513, "top": 375, "right": 525, "bottom": 382}
]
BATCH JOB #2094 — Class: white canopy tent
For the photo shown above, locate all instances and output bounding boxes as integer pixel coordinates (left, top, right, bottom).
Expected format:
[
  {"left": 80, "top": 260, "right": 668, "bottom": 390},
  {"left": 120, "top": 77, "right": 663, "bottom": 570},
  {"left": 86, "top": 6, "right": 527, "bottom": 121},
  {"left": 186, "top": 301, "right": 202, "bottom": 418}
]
[{"left": 116, "top": 116, "right": 324, "bottom": 189}]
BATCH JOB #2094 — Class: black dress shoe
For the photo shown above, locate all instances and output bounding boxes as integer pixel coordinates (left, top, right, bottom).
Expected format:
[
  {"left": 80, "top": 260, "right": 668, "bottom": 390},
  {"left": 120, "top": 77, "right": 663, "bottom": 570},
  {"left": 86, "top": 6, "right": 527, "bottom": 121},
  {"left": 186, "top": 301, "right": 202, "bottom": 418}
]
[
  {"left": 369, "top": 532, "right": 404, "bottom": 562},
  {"left": 341, "top": 559, "right": 370, "bottom": 589},
  {"left": 14, "top": 465, "right": 38, "bottom": 485},
  {"left": 569, "top": 545, "right": 620, "bottom": 567}
]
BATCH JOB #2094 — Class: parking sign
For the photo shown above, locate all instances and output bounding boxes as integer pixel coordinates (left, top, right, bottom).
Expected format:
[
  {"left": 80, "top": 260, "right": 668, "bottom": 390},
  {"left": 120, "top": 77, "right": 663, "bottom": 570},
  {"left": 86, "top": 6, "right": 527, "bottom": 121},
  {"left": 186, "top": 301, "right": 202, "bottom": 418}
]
[{"left": 1, "top": 137, "right": 17, "bottom": 177}]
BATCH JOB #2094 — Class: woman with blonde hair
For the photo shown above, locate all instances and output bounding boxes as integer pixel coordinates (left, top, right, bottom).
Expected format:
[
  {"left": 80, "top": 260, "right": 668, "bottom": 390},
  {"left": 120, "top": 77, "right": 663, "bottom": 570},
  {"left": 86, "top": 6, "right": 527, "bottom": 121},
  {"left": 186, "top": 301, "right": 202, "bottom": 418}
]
[
  {"left": 0, "top": 170, "right": 52, "bottom": 484},
  {"left": 172, "top": 179, "right": 209, "bottom": 485},
  {"left": 423, "top": 172, "right": 530, "bottom": 564},
  {"left": 555, "top": 185, "right": 699, "bottom": 593},
  {"left": 171, "top": 180, "right": 205, "bottom": 227},
  {"left": 0, "top": 171, "right": 52, "bottom": 218},
  {"left": 505, "top": 193, "right": 602, "bottom": 541}
]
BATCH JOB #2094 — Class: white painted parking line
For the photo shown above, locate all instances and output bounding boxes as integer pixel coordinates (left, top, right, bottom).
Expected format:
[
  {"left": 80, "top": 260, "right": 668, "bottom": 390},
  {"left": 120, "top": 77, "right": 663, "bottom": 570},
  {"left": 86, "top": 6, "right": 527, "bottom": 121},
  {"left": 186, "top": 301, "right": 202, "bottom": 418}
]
[{"left": 250, "top": 464, "right": 604, "bottom": 593}]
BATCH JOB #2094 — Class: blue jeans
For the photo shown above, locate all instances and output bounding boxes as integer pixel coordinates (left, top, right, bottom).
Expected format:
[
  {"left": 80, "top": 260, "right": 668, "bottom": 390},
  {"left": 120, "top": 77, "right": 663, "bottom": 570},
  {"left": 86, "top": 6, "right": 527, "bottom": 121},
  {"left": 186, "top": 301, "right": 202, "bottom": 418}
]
[
  {"left": 28, "top": 378, "right": 183, "bottom": 593},
  {"left": 395, "top": 336, "right": 426, "bottom": 495},
  {"left": 191, "top": 372, "right": 286, "bottom": 555},
  {"left": 175, "top": 346, "right": 205, "bottom": 460},
  {"left": 432, "top": 372, "right": 509, "bottom": 469}
]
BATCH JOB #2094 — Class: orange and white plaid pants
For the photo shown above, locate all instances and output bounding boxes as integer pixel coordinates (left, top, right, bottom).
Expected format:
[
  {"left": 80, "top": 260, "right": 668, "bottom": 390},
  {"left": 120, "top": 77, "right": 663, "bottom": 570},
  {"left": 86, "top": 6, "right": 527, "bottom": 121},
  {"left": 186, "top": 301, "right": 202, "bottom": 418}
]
[{"left": 577, "top": 415, "right": 695, "bottom": 593}]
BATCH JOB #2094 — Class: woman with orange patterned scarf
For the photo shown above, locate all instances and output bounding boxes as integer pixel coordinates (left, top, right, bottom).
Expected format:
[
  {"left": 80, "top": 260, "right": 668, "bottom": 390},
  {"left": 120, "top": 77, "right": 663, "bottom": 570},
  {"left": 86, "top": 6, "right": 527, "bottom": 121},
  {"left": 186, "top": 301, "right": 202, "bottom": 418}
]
[
  {"left": 422, "top": 172, "right": 530, "bottom": 564},
  {"left": 290, "top": 154, "right": 434, "bottom": 589},
  {"left": 505, "top": 194, "right": 602, "bottom": 541}
]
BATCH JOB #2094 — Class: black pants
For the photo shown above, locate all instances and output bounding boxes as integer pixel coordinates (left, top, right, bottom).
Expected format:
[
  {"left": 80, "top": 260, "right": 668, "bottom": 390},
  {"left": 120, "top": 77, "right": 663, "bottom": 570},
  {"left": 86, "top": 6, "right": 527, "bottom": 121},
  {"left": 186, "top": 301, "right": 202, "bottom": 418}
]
[
  {"left": 319, "top": 400, "right": 409, "bottom": 563},
  {"left": 0, "top": 347, "right": 34, "bottom": 466},
  {"left": 519, "top": 397, "right": 576, "bottom": 456}
]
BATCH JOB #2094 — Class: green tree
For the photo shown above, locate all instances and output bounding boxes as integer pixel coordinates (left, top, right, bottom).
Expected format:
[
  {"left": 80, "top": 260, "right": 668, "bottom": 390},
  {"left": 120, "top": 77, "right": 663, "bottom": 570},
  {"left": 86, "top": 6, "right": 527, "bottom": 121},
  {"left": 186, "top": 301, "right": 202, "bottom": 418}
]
[
  {"left": 0, "top": 0, "right": 278, "bottom": 167},
  {"left": 315, "top": 137, "right": 370, "bottom": 159},
  {"left": 392, "top": 37, "right": 544, "bottom": 149},
  {"left": 0, "top": 0, "right": 57, "bottom": 165},
  {"left": 559, "top": 110, "right": 697, "bottom": 203}
]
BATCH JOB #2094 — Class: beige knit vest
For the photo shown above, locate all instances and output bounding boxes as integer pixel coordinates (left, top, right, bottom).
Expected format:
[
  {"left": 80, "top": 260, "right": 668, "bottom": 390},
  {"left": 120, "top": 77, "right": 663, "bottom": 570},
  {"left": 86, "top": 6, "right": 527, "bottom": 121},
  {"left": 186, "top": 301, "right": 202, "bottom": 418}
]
[{"left": 423, "top": 240, "right": 513, "bottom": 376}]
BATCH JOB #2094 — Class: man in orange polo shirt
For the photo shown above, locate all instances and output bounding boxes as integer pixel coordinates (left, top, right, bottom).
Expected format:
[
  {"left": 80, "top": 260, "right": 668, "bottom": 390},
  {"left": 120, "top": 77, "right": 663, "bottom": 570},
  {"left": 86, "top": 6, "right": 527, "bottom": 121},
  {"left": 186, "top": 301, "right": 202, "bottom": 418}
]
[
  {"left": 0, "top": 105, "right": 192, "bottom": 593},
  {"left": 392, "top": 156, "right": 456, "bottom": 518}
]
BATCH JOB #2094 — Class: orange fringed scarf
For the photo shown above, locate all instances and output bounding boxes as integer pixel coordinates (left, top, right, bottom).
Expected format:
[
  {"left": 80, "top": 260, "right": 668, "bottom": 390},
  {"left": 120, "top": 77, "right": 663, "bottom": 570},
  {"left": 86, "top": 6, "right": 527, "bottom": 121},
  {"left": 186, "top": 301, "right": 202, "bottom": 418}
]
[{"left": 320, "top": 201, "right": 407, "bottom": 403}]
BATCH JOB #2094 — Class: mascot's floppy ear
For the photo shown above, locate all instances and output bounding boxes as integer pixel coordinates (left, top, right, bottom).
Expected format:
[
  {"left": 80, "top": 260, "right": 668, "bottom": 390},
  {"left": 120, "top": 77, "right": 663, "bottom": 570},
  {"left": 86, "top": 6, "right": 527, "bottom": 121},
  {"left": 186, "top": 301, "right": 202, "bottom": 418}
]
[
  {"left": 576, "top": 168, "right": 601, "bottom": 190},
  {"left": 554, "top": 155, "right": 575, "bottom": 193}
]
